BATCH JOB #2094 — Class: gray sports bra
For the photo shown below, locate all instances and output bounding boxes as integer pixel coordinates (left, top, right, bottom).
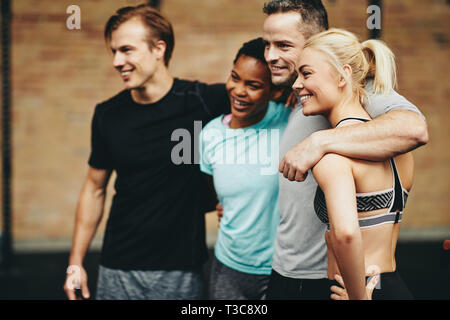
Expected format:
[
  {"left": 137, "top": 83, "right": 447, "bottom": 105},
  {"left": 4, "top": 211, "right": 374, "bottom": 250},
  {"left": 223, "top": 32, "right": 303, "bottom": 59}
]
[{"left": 313, "top": 118, "right": 409, "bottom": 230}]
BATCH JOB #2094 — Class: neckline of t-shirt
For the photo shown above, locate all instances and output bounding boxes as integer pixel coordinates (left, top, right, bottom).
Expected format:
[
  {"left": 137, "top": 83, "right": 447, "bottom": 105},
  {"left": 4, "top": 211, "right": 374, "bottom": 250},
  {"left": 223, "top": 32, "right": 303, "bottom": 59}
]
[
  {"left": 220, "top": 102, "right": 273, "bottom": 131},
  {"left": 127, "top": 78, "right": 178, "bottom": 108}
]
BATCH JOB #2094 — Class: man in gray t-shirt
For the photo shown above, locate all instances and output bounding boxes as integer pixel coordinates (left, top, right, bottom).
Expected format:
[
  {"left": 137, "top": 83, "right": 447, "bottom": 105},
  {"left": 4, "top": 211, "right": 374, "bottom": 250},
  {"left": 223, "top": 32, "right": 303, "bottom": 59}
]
[{"left": 262, "top": 1, "right": 428, "bottom": 299}]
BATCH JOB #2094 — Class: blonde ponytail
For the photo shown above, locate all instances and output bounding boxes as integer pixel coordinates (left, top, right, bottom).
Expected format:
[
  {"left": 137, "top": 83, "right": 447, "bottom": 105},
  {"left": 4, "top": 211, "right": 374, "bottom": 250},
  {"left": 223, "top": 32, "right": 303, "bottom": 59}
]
[
  {"left": 361, "top": 39, "right": 397, "bottom": 94},
  {"left": 303, "top": 28, "right": 397, "bottom": 102}
]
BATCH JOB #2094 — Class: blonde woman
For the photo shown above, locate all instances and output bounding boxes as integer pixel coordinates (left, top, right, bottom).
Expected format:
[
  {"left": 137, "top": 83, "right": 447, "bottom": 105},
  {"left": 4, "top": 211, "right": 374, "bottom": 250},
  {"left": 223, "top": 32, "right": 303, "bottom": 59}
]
[{"left": 292, "top": 28, "right": 414, "bottom": 300}]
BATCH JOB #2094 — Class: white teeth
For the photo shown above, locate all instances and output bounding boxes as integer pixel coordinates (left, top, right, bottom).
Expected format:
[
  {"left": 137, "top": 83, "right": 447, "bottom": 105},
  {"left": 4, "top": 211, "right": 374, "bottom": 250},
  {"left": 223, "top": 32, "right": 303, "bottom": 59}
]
[
  {"left": 234, "top": 99, "right": 249, "bottom": 106},
  {"left": 121, "top": 71, "right": 132, "bottom": 76},
  {"left": 300, "top": 94, "right": 313, "bottom": 103}
]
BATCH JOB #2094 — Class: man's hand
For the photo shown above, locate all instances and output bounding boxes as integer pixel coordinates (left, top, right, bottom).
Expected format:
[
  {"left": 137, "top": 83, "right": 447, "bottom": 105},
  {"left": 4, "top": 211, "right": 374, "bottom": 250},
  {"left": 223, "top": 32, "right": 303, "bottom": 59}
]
[
  {"left": 285, "top": 91, "right": 298, "bottom": 110},
  {"left": 216, "top": 202, "right": 223, "bottom": 223},
  {"left": 63, "top": 264, "right": 90, "bottom": 300},
  {"left": 279, "top": 132, "right": 325, "bottom": 181}
]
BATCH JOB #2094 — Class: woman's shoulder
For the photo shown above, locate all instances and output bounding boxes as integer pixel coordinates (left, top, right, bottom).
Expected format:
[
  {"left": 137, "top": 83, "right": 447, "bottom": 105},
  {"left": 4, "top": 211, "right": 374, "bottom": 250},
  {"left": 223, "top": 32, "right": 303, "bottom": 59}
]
[
  {"left": 317, "top": 153, "right": 352, "bottom": 167},
  {"left": 265, "top": 101, "right": 291, "bottom": 125},
  {"left": 202, "top": 114, "right": 226, "bottom": 131},
  {"left": 313, "top": 154, "right": 353, "bottom": 184},
  {"left": 200, "top": 115, "right": 228, "bottom": 147}
]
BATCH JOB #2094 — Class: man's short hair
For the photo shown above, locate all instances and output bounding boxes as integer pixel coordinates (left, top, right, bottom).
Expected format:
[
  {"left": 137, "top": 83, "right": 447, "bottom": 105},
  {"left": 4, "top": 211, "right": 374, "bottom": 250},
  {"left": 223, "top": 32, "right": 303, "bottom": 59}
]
[
  {"left": 263, "top": 0, "right": 329, "bottom": 38},
  {"left": 104, "top": 4, "right": 174, "bottom": 66}
]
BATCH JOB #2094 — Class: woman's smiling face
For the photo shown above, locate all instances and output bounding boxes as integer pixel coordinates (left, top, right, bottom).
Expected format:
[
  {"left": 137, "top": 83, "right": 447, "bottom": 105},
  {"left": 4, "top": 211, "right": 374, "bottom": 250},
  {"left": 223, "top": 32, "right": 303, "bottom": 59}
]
[
  {"left": 226, "top": 54, "right": 273, "bottom": 127},
  {"left": 292, "top": 47, "right": 343, "bottom": 117}
]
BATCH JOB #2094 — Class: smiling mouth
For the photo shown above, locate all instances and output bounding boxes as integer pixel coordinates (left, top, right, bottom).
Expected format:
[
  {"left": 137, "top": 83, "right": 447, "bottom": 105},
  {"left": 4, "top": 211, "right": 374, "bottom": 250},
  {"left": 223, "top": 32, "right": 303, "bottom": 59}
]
[
  {"left": 270, "top": 65, "right": 287, "bottom": 73},
  {"left": 232, "top": 98, "right": 252, "bottom": 110},
  {"left": 299, "top": 94, "right": 313, "bottom": 103},
  {"left": 120, "top": 69, "right": 134, "bottom": 80}
]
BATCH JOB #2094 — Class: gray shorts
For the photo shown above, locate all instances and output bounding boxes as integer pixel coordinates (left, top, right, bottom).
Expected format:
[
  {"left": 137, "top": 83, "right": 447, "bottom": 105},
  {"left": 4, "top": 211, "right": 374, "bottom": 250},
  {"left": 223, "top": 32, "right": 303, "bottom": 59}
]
[
  {"left": 96, "top": 265, "right": 204, "bottom": 300},
  {"left": 209, "top": 256, "right": 270, "bottom": 300}
]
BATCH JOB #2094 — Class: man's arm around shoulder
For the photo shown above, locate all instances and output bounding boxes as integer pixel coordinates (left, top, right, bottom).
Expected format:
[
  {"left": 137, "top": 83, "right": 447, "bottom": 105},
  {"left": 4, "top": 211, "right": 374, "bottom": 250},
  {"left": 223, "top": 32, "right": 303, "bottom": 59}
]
[{"left": 280, "top": 109, "right": 428, "bottom": 182}]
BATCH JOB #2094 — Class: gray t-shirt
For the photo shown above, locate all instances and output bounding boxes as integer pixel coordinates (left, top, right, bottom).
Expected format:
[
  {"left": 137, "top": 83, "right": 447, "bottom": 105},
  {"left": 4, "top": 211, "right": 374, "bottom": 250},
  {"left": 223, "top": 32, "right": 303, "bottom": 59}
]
[{"left": 273, "top": 82, "right": 424, "bottom": 279}]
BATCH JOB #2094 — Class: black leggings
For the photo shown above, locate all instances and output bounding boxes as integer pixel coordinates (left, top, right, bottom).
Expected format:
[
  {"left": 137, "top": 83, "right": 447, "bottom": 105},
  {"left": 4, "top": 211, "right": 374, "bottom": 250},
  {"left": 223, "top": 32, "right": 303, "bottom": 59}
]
[
  {"left": 370, "top": 271, "right": 413, "bottom": 300},
  {"left": 267, "top": 269, "right": 413, "bottom": 300},
  {"left": 329, "top": 270, "right": 413, "bottom": 300},
  {"left": 266, "top": 269, "right": 331, "bottom": 300}
]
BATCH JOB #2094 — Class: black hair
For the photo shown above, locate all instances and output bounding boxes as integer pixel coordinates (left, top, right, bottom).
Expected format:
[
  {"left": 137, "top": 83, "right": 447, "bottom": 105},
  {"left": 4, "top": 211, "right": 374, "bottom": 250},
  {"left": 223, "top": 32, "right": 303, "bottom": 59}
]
[
  {"left": 263, "top": 0, "right": 329, "bottom": 38},
  {"left": 233, "top": 37, "right": 267, "bottom": 66}
]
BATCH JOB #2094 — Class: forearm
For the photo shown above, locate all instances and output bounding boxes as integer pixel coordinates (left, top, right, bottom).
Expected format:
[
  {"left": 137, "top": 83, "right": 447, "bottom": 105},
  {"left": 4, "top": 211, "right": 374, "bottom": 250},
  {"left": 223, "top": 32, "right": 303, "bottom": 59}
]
[
  {"left": 331, "top": 230, "right": 367, "bottom": 300},
  {"left": 316, "top": 110, "right": 428, "bottom": 161},
  {"left": 312, "top": 155, "right": 367, "bottom": 299},
  {"left": 69, "top": 187, "right": 106, "bottom": 265}
]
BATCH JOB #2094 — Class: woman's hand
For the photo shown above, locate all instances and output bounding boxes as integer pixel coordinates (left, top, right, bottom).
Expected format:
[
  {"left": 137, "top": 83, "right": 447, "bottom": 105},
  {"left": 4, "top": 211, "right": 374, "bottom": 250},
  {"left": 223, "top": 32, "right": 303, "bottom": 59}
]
[{"left": 330, "top": 274, "right": 380, "bottom": 300}]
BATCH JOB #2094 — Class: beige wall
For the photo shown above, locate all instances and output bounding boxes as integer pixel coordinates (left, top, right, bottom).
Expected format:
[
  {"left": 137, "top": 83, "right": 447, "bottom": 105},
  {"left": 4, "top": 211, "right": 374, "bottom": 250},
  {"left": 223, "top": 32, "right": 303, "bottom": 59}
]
[{"left": 2, "top": 0, "right": 449, "bottom": 250}]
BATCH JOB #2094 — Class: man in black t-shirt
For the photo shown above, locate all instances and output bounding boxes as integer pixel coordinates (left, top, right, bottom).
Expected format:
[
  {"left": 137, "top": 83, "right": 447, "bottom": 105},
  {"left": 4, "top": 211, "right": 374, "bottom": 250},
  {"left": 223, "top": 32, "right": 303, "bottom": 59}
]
[{"left": 63, "top": 5, "right": 229, "bottom": 300}]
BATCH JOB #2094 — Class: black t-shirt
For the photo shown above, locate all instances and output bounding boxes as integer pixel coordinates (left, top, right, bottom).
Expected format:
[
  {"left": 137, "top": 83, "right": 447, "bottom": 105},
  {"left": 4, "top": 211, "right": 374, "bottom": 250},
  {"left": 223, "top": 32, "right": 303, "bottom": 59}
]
[{"left": 88, "top": 78, "right": 229, "bottom": 271}]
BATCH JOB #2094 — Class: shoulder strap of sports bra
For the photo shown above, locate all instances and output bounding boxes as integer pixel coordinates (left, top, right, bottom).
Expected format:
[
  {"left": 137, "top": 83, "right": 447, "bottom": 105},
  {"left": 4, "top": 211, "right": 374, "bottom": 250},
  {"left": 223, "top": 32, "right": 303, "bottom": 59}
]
[
  {"left": 336, "top": 117, "right": 405, "bottom": 223},
  {"left": 335, "top": 117, "right": 370, "bottom": 127}
]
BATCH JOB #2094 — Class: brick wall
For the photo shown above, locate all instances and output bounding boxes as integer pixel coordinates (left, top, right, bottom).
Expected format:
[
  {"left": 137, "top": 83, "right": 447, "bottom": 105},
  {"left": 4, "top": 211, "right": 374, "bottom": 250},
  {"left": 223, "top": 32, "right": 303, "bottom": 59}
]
[{"left": 2, "top": 0, "right": 449, "bottom": 249}]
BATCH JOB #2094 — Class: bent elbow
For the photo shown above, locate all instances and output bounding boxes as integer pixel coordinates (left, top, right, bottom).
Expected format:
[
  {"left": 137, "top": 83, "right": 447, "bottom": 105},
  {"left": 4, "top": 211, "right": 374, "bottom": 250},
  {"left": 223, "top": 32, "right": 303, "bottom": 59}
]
[
  {"left": 416, "top": 121, "right": 429, "bottom": 146},
  {"left": 407, "top": 113, "right": 429, "bottom": 148},
  {"left": 332, "top": 228, "right": 358, "bottom": 246}
]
